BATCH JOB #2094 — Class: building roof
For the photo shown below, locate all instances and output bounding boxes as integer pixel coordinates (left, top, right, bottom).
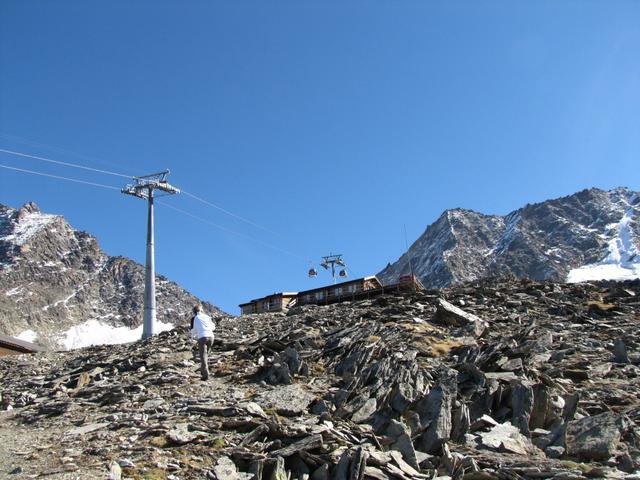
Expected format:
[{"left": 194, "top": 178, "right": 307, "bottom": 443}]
[{"left": 0, "top": 334, "right": 46, "bottom": 353}]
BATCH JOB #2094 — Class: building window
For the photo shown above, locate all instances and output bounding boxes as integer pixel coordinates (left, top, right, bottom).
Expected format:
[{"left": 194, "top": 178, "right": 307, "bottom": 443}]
[{"left": 315, "top": 291, "right": 324, "bottom": 300}]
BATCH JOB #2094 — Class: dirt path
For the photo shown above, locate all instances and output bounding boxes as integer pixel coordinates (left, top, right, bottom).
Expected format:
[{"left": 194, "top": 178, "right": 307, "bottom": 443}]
[{"left": 0, "top": 409, "right": 108, "bottom": 479}]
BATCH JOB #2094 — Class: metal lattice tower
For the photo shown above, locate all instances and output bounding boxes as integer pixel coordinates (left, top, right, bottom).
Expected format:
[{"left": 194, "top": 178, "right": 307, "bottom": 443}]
[{"left": 122, "top": 171, "right": 180, "bottom": 340}]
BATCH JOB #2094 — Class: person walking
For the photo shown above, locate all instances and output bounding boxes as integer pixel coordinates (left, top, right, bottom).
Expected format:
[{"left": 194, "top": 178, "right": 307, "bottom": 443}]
[{"left": 190, "top": 304, "right": 216, "bottom": 380}]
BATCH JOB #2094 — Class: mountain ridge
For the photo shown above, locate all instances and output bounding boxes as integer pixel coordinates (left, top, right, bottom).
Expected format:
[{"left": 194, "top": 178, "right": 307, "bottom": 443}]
[
  {"left": 0, "top": 201, "right": 221, "bottom": 349},
  {"left": 379, "top": 187, "right": 640, "bottom": 288}
]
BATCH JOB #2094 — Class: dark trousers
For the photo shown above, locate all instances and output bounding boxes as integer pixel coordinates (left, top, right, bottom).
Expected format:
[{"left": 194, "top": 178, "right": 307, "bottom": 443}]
[{"left": 198, "top": 336, "right": 213, "bottom": 380}]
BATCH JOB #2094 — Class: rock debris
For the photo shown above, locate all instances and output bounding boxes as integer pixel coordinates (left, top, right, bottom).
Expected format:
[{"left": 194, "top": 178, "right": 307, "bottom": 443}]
[{"left": 1, "top": 278, "right": 639, "bottom": 479}]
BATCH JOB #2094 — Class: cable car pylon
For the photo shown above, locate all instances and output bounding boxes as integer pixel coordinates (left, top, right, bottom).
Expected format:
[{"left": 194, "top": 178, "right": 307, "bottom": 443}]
[{"left": 122, "top": 170, "right": 180, "bottom": 340}]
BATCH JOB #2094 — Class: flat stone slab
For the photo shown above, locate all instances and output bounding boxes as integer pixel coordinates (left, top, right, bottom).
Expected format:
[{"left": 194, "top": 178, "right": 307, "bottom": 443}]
[
  {"left": 479, "top": 422, "right": 540, "bottom": 456},
  {"left": 254, "top": 384, "right": 316, "bottom": 416},
  {"left": 66, "top": 422, "right": 110, "bottom": 436}
]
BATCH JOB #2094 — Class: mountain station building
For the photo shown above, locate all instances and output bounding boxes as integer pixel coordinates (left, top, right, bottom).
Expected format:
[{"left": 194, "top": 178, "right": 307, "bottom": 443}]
[{"left": 239, "top": 275, "right": 423, "bottom": 314}]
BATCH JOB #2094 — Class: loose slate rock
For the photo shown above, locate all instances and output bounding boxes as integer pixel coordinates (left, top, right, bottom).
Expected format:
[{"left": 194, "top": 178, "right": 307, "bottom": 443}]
[
  {"left": 167, "top": 423, "right": 205, "bottom": 446},
  {"left": 255, "top": 384, "right": 316, "bottom": 416},
  {"left": 434, "top": 299, "right": 487, "bottom": 336},
  {"left": 479, "top": 422, "right": 540, "bottom": 456},
  {"left": 212, "top": 456, "right": 239, "bottom": 480},
  {"left": 66, "top": 422, "right": 109, "bottom": 436},
  {"left": 565, "top": 411, "right": 625, "bottom": 461}
]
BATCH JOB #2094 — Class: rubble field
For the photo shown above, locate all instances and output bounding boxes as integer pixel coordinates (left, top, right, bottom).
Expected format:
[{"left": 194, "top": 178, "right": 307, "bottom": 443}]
[{"left": 1, "top": 278, "right": 639, "bottom": 480}]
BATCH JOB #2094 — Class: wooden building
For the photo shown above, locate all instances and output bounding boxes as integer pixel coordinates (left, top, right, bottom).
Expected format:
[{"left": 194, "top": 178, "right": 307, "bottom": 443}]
[
  {"left": 296, "top": 276, "right": 383, "bottom": 306},
  {"left": 239, "top": 275, "right": 425, "bottom": 314},
  {"left": 239, "top": 292, "right": 299, "bottom": 315},
  {"left": 239, "top": 276, "right": 397, "bottom": 313},
  {"left": 0, "top": 334, "right": 45, "bottom": 357}
]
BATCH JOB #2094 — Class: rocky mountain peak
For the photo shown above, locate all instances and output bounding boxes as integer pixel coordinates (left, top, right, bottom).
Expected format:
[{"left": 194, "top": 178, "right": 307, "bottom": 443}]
[
  {"left": 19, "top": 201, "right": 41, "bottom": 215},
  {"left": 0, "top": 202, "right": 221, "bottom": 349},
  {"left": 379, "top": 187, "right": 640, "bottom": 288}
]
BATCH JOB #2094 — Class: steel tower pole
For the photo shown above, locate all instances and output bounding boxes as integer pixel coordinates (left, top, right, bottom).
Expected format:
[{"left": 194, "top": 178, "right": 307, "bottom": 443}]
[
  {"left": 122, "top": 170, "right": 179, "bottom": 341},
  {"left": 142, "top": 188, "right": 156, "bottom": 339}
]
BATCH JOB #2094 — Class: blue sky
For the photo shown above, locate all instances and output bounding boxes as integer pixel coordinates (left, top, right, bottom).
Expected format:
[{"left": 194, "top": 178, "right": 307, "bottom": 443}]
[{"left": 1, "top": 1, "right": 639, "bottom": 314}]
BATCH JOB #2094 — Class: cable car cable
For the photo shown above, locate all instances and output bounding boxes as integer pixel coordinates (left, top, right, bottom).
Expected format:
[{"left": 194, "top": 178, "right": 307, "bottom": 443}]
[
  {"left": 0, "top": 164, "right": 121, "bottom": 190},
  {"left": 157, "top": 201, "right": 308, "bottom": 263},
  {"left": 0, "top": 146, "right": 277, "bottom": 237},
  {"left": 0, "top": 148, "right": 132, "bottom": 179},
  {"left": 181, "top": 190, "right": 277, "bottom": 236}
]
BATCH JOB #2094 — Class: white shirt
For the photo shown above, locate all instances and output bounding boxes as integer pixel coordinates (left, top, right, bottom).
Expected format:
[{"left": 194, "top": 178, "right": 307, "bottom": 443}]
[{"left": 192, "top": 312, "right": 216, "bottom": 339}]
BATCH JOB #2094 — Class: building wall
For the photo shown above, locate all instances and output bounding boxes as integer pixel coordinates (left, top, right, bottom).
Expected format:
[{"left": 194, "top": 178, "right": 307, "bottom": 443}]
[
  {"left": 281, "top": 297, "right": 296, "bottom": 309},
  {"left": 241, "top": 277, "right": 385, "bottom": 313},
  {"left": 0, "top": 346, "right": 27, "bottom": 357},
  {"left": 363, "top": 278, "right": 382, "bottom": 290},
  {"left": 240, "top": 295, "right": 297, "bottom": 314}
]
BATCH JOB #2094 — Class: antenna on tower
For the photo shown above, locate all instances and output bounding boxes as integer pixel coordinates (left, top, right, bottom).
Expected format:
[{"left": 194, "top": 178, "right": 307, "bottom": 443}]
[{"left": 122, "top": 170, "right": 180, "bottom": 340}]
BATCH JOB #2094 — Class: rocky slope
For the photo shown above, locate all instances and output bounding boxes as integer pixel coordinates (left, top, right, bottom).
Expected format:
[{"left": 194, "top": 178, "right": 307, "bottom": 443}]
[
  {"left": 379, "top": 187, "right": 640, "bottom": 288},
  {"left": 0, "top": 279, "right": 639, "bottom": 479},
  {"left": 0, "top": 202, "right": 220, "bottom": 349}
]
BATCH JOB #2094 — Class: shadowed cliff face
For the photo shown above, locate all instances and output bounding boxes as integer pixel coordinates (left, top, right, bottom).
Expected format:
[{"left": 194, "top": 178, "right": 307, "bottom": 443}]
[
  {"left": 379, "top": 187, "right": 640, "bottom": 288},
  {"left": 0, "top": 202, "right": 221, "bottom": 349}
]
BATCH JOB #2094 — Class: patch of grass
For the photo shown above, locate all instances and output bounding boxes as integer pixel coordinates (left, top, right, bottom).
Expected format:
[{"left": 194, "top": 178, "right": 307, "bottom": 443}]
[
  {"left": 411, "top": 336, "right": 463, "bottom": 357},
  {"left": 262, "top": 408, "right": 286, "bottom": 423},
  {"left": 587, "top": 300, "right": 616, "bottom": 311},
  {"left": 560, "top": 460, "right": 580, "bottom": 470},
  {"left": 309, "top": 361, "right": 326, "bottom": 374},
  {"left": 399, "top": 322, "right": 440, "bottom": 334},
  {"left": 149, "top": 436, "right": 169, "bottom": 448},
  {"left": 430, "top": 339, "right": 464, "bottom": 356},
  {"left": 122, "top": 467, "right": 167, "bottom": 480},
  {"left": 211, "top": 438, "right": 226, "bottom": 450}
]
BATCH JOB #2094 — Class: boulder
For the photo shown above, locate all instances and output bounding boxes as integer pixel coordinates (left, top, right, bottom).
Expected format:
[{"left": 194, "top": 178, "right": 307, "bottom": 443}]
[
  {"left": 479, "top": 422, "right": 540, "bottom": 456},
  {"left": 415, "top": 369, "right": 457, "bottom": 454},
  {"left": 434, "top": 299, "right": 487, "bottom": 336},
  {"left": 565, "top": 412, "right": 625, "bottom": 461},
  {"left": 384, "top": 419, "right": 420, "bottom": 470},
  {"left": 255, "top": 384, "right": 316, "bottom": 416}
]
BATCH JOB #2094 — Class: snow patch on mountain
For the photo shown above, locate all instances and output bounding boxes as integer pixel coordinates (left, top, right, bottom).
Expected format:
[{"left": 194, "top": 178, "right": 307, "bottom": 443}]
[
  {"left": 60, "top": 318, "right": 175, "bottom": 350},
  {"left": 0, "top": 207, "right": 58, "bottom": 246},
  {"left": 380, "top": 187, "right": 640, "bottom": 288},
  {"left": 16, "top": 329, "right": 38, "bottom": 342},
  {"left": 567, "top": 206, "right": 640, "bottom": 283},
  {"left": 495, "top": 213, "right": 520, "bottom": 256}
]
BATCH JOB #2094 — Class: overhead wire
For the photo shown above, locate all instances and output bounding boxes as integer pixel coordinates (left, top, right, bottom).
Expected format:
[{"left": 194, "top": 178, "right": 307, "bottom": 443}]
[
  {"left": 181, "top": 190, "right": 278, "bottom": 236},
  {"left": 0, "top": 148, "right": 132, "bottom": 179},
  {"left": 0, "top": 145, "right": 276, "bottom": 235},
  {"left": 0, "top": 164, "right": 121, "bottom": 191},
  {"left": 0, "top": 132, "right": 135, "bottom": 176},
  {"left": 157, "top": 201, "right": 308, "bottom": 262},
  {"left": 0, "top": 162, "right": 309, "bottom": 262},
  {"left": 0, "top": 144, "right": 316, "bottom": 267}
]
